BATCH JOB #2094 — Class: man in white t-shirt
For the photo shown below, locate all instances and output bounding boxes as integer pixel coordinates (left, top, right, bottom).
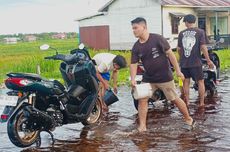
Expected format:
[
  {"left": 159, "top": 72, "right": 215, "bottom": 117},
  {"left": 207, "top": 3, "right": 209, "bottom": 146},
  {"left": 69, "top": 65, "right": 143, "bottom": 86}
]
[{"left": 93, "top": 53, "right": 127, "bottom": 110}]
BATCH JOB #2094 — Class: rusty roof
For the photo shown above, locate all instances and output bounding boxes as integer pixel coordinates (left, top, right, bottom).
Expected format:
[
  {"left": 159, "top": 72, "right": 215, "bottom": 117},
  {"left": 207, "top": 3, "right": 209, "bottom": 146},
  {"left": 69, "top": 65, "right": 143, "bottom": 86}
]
[
  {"left": 99, "top": 0, "right": 230, "bottom": 12},
  {"left": 161, "top": 0, "right": 230, "bottom": 7}
]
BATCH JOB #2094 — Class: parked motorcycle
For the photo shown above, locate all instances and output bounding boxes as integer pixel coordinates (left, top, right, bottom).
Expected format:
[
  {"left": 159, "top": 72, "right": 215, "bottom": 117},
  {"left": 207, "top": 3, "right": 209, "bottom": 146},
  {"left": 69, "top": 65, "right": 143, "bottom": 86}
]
[
  {"left": 193, "top": 38, "right": 224, "bottom": 96},
  {"left": 193, "top": 59, "right": 217, "bottom": 96},
  {"left": 3, "top": 44, "right": 102, "bottom": 147}
]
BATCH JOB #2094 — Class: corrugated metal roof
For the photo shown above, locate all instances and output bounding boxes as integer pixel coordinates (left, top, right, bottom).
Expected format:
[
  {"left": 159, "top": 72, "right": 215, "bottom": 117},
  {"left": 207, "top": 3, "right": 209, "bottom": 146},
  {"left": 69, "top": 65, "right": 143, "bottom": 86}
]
[
  {"left": 99, "top": 0, "right": 230, "bottom": 12},
  {"left": 161, "top": 0, "right": 230, "bottom": 7}
]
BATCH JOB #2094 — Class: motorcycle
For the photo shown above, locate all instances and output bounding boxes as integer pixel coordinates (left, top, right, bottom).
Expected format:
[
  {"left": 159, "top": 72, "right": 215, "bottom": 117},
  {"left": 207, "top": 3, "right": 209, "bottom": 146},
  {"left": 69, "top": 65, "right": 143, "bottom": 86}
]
[
  {"left": 131, "top": 62, "right": 172, "bottom": 111},
  {"left": 193, "top": 38, "right": 224, "bottom": 96},
  {"left": 193, "top": 59, "right": 217, "bottom": 96},
  {"left": 3, "top": 43, "right": 102, "bottom": 147}
]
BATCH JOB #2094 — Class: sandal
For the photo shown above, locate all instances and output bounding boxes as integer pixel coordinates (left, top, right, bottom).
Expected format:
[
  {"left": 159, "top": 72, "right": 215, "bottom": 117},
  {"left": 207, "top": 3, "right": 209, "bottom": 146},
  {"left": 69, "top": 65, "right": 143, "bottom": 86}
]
[{"left": 182, "top": 119, "right": 196, "bottom": 131}]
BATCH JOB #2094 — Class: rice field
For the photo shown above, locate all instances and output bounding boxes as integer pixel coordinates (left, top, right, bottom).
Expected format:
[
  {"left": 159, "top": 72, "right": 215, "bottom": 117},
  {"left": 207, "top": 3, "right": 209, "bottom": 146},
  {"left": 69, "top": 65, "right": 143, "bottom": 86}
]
[
  {"left": 0, "top": 39, "right": 131, "bottom": 85},
  {"left": 0, "top": 39, "right": 229, "bottom": 86}
]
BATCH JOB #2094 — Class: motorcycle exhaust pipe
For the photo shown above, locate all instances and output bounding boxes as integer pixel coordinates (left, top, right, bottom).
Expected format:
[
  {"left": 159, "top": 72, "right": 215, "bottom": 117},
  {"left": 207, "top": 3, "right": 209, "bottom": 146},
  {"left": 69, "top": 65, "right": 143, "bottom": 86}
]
[{"left": 23, "top": 106, "right": 56, "bottom": 131}]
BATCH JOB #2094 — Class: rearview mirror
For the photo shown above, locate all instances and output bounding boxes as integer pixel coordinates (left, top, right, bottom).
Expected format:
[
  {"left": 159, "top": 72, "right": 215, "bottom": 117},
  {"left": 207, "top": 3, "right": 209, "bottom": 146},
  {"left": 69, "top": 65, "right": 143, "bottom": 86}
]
[
  {"left": 219, "top": 38, "right": 224, "bottom": 43},
  {"left": 40, "top": 44, "right": 50, "bottom": 51},
  {"left": 79, "top": 43, "right": 85, "bottom": 50}
]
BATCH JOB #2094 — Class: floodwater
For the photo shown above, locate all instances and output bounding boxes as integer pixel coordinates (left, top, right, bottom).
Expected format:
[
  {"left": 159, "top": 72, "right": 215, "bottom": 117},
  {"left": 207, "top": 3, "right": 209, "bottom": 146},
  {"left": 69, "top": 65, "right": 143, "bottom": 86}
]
[{"left": 0, "top": 73, "right": 230, "bottom": 152}]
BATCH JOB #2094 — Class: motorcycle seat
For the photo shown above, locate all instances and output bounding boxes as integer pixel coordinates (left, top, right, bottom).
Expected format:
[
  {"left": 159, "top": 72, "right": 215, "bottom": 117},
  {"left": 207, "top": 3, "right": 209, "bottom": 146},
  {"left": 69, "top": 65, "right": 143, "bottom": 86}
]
[{"left": 7, "top": 73, "right": 43, "bottom": 81}]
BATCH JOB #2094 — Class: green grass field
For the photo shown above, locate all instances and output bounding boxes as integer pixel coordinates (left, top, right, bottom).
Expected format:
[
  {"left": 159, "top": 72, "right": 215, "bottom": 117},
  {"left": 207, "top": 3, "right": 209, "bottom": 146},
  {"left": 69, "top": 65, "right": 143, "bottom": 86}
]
[
  {"left": 0, "top": 39, "right": 229, "bottom": 86},
  {"left": 0, "top": 39, "right": 131, "bottom": 85}
]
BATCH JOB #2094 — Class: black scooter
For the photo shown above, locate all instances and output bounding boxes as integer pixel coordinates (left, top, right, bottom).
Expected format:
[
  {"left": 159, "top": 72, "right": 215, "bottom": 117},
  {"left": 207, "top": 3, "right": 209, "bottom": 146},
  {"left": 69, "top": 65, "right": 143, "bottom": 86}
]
[
  {"left": 193, "top": 38, "right": 224, "bottom": 96},
  {"left": 4, "top": 44, "right": 102, "bottom": 148}
]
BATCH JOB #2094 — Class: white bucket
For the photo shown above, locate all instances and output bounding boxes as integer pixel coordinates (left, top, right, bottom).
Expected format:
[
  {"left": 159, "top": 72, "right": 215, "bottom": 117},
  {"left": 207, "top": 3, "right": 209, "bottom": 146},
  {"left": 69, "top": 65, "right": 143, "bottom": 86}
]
[{"left": 133, "top": 83, "right": 153, "bottom": 100}]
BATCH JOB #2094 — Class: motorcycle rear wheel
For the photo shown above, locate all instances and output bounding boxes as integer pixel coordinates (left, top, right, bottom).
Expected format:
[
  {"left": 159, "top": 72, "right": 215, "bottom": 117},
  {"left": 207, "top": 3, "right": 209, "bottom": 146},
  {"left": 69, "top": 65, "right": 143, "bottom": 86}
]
[
  {"left": 7, "top": 109, "right": 39, "bottom": 147},
  {"left": 81, "top": 98, "right": 102, "bottom": 126}
]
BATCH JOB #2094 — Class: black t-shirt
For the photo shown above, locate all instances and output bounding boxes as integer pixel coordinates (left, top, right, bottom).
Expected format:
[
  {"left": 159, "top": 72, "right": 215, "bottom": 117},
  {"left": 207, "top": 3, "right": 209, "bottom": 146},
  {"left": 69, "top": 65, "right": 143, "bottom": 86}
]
[
  {"left": 178, "top": 28, "right": 206, "bottom": 68},
  {"left": 131, "top": 33, "right": 173, "bottom": 83}
]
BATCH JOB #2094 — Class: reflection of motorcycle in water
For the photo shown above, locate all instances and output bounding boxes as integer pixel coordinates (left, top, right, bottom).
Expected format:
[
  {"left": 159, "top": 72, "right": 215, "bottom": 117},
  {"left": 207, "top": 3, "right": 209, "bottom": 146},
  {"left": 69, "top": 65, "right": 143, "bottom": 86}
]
[{"left": 4, "top": 44, "right": 102, "bottom": 148}]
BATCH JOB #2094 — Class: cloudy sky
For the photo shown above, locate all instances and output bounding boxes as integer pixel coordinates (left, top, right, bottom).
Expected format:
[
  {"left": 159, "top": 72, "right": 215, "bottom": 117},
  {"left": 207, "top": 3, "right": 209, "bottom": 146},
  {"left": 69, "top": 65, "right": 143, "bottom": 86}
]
[{"left": 0, "top": 0, "right": 109, "bottom": 34}]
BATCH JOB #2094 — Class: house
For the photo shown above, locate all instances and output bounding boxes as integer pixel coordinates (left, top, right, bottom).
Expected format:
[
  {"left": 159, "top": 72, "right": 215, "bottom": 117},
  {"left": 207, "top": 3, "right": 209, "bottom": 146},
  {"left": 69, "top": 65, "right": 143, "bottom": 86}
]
[
  {"left": 77, "top": 0, "right": 230, "bottom": 50},
  {"left": 3, "top": 37, "right": 19, "bottom": 44},
  {"left": 52, "top": 33, "right": 67, "bottom": 39},
  {"left": 24, "top": 35, "right": 37, "bottom": 42}
]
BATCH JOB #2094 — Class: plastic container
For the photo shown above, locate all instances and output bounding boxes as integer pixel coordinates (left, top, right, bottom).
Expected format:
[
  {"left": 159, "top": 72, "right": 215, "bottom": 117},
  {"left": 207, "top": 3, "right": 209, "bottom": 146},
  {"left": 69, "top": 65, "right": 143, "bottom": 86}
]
[
  {"left": 103, "top": 89, "right": 119, "bottom": 106},
  {"left": 133, "top": 83, "right": 153, "bottom": 100}
]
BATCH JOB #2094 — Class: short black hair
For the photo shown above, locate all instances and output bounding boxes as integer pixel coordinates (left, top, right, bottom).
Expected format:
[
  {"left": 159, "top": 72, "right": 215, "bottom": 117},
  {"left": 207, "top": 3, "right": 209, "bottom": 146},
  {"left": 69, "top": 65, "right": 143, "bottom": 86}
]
[
  {"left": 131, "top": 17, "right": 147, "bottom": 25},
  {"left": 183, "top": 14, "right": 196, "bottom": 23},
  {"left": 113, "top": 55, "right": 127, "bottom": 69}
]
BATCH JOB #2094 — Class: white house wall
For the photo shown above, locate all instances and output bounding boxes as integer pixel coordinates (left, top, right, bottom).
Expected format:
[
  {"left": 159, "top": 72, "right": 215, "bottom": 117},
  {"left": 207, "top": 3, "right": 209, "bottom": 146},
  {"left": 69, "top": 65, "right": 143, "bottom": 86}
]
[
  {"left": 79, "top": 0, "right": 162, "bottom": 50},
  {"left": 162, "top": 6, "right": 197, "bottom": 48}
]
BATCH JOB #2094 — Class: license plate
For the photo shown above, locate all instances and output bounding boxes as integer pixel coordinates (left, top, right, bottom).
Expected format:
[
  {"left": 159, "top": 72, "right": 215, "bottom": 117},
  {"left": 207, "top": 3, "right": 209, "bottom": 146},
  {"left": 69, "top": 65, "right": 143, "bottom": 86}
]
[{"left": 0, "top": 95, "right": 18, "bottom": 106}]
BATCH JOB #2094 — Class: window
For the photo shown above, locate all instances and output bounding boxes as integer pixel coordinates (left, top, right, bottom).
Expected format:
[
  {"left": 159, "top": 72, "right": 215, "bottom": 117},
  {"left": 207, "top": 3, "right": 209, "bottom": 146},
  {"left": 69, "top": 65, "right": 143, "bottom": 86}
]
[
  {"left": 171, "top": 17, "right": 179, "bottom": 34},
  {"left": 210, "top": 17, "right": 228, "bottom": 35}
]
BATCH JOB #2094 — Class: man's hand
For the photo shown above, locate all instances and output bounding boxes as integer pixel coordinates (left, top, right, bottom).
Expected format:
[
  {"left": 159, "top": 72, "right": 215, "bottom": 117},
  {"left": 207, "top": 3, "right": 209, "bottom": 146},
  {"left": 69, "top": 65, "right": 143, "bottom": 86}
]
[
  {"left": 113, "top": 87, "right": 118, "bottom": 94},
  {"left": 131, "top": 79, "right": 136, "bottom": 89},
  {"left": 176, "top": 71, "right": 185, "bottom": 81},
  {"left": 207, "top": 60, "right": 215, "bottom": 69}
]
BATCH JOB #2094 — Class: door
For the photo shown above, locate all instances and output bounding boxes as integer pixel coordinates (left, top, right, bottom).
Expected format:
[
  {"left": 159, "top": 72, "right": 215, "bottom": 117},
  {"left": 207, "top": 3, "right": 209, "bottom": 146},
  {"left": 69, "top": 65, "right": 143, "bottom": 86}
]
[
  {"left": 79, "top": 25, "right": 110, "bottom": 50},
  {"left": 198, "top": 17, "right": 206, "bottom": 31}
]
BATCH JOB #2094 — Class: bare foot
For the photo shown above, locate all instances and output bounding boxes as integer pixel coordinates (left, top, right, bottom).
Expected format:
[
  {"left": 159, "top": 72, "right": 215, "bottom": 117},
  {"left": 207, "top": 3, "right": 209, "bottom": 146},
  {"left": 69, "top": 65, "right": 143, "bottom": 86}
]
[
  {"left": 137, "top": 127, "right": 147, "bottom": 132},
  {"left": 184, "top": 117, "right": 193, "bottom": 126},
  {"left": 102, "top": 105, "right": 109, "bottom": 115},
  {"left": 199, "top": 103, "right": 205, "bottom": 108}
]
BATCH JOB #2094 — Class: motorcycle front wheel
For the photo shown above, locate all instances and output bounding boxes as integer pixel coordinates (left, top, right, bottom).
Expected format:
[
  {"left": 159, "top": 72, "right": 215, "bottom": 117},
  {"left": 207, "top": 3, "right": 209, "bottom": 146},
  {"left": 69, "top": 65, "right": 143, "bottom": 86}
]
[
  {"left": 81, "top": 98, "right": 102, "bottom": 126},
  {"left": 7, "top": 109, "right": 39, "bottom": 148}
]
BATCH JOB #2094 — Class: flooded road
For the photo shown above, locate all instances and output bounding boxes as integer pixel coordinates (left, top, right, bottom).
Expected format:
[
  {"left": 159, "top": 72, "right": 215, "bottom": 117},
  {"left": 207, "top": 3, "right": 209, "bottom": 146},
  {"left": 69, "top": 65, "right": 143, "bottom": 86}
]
[{"left": 1, "top": 74, "right": 230, "bottom": 152}]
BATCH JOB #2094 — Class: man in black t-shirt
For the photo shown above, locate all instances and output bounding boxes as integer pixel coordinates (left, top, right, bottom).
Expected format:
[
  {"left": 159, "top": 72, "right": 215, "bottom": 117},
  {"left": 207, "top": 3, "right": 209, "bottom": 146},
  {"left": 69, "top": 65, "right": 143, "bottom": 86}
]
[
  {"left": 177, "top": 14, "right": 214, "bottom": 107},
  {"left": 130, "top": 17, "right": 195, "bottom": 132}
]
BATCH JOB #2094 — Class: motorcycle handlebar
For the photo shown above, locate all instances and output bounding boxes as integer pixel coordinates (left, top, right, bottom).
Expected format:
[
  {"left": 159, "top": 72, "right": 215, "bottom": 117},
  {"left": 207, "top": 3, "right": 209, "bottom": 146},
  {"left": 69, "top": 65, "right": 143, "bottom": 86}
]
[
  {"left": 44, "top": 56, "right": 54, "bottom": 60},
  {"left": 44, "top": 54, "right": 80, "bottom": 64}
]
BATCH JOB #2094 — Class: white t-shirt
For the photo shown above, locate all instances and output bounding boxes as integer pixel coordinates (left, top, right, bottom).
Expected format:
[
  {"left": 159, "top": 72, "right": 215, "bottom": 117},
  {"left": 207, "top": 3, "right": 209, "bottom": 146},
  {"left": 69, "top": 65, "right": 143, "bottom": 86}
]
[{"left": 93, "top": 53, "right": 116, "bottom": 73}]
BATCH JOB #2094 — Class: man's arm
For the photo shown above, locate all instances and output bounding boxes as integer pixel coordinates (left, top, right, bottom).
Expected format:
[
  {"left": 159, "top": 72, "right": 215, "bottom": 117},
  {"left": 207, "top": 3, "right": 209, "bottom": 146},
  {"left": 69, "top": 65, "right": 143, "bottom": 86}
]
[
  {"left": 166, "top": 49, "right": 185, "bottom": 80},
  {"left": 130, "top": 63, "right": 138, "bottom": 88},
  {"left": 201, "top": 44, "right": 214, "bottom": 68},
  {"left": 177, "top": 47, "right": 182, "bottom": 60},
  {"left": 111, "top": 69, "right": 118, "bottom": 93},
  {"left": 96, "top": 70, "right": 109, "bottom": 90}
]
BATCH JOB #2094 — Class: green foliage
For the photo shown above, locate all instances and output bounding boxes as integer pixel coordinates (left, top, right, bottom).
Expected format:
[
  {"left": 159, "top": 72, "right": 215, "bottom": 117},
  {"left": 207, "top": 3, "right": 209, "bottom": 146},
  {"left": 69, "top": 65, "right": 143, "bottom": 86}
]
[{"left": 215, "top": 49, "right": 230, "bottom": 71}]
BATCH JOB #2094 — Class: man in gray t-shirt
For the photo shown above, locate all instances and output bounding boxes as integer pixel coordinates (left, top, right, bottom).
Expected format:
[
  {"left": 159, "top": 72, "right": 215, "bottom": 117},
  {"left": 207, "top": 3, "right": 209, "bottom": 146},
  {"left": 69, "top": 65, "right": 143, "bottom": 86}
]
[{"left": 177, "top": 14, "right": 214, "bottom": 107}]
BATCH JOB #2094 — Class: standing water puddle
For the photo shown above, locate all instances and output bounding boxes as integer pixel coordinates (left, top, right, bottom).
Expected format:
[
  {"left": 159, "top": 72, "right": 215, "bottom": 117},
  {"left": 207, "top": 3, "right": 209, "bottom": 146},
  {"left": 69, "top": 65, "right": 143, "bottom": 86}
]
[{"left": 0, "top": 74, "right": 230, "bottom": 152}]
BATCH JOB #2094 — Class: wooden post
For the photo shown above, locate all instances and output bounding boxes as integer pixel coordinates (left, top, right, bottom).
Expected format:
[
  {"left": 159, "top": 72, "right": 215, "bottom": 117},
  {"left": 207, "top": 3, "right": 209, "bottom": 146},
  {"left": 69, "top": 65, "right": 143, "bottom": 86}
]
[{"left": 36, "top": 64, "right": 41, "bottom": 75}]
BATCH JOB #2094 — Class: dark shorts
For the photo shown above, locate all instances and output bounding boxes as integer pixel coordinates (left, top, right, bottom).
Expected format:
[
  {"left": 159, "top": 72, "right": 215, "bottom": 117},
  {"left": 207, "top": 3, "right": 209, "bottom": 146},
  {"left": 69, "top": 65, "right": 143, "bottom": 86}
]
[
  {"left": 181, "top": 67, "right": 204, "bottom": 81},
  {"left": 100, "top": 72, "right": 110, "bottom": 81}
]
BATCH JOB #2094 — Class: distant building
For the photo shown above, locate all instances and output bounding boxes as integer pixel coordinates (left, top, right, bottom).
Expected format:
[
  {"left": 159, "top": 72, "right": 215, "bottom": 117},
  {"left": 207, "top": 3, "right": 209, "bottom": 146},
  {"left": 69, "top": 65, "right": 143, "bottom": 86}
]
[
  {"left": 52, "top": 33, "right": 67, "bottom": 39},
  {"left": 24, "top": 35, "right": 37, "bottom": 42},
  {"left": 3, "top": 37, "right": 19, "bottom": 44},
  {"left": 77, "top": 0, "right": 230, "bottom": 50}
]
